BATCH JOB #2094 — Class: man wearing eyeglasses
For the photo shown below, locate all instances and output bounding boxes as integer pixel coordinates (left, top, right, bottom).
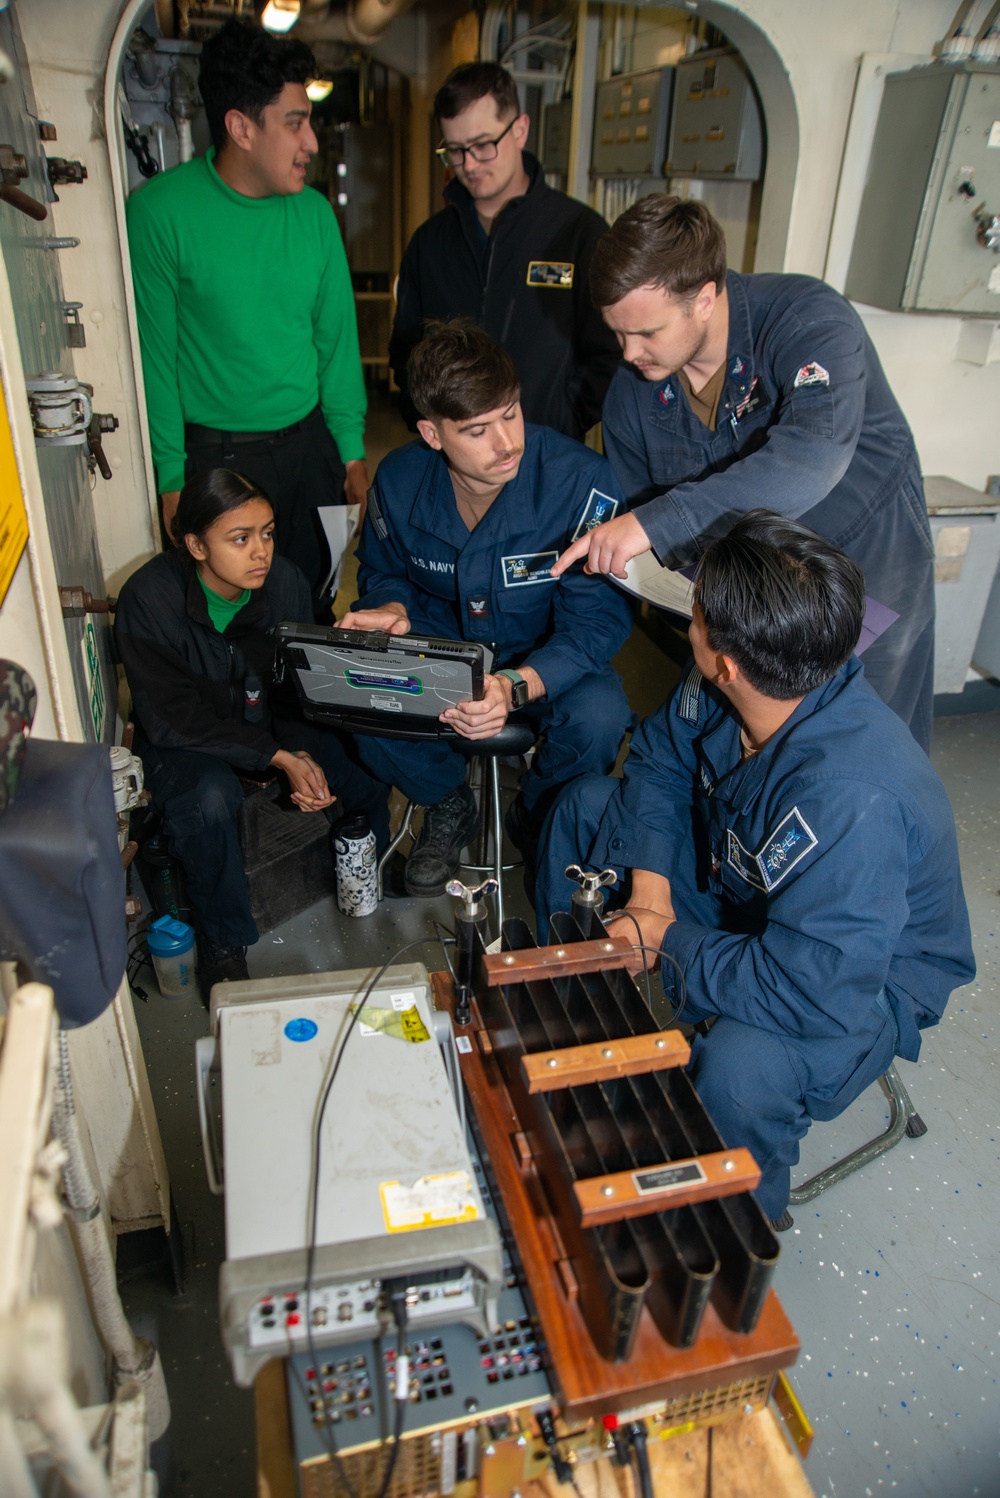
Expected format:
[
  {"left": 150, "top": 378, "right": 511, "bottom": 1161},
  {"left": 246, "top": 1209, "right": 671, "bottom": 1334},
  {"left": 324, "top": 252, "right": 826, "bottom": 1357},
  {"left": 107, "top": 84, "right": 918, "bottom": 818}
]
[{"left": 389, "top": 63, "right": 621, "bottom": 443}]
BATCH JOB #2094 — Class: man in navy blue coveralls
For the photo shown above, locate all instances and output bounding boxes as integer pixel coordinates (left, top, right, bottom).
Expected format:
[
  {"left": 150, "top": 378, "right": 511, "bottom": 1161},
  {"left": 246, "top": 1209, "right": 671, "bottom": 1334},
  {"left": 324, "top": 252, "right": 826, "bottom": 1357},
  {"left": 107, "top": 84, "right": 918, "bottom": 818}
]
[
  {"left": 537, "top": 512, "right": 974, "bottom": 1225},
  {"left": 339, "top": 322, "right": 633, "bottom": 896},
  {"left": 552, "top": 195, "right": 936, "bottom": 751}
]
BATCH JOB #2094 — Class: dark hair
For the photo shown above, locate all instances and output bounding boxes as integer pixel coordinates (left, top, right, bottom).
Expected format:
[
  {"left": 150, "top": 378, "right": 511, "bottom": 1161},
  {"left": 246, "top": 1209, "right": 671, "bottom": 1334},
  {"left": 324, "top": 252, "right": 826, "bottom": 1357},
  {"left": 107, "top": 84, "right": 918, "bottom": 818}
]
[
  {"left": 172, "top": 468, "right": 272, "bottom": 542},
  {"left": 198, "top": 18, "right": 315, "bottom": 155},
  {"left": 407, "top": 321, "right": 520, "bottom": 423},
  {"left": 434, "top": 63, "right": 520, "bottom": 124},
  {"left": 590, "top": 194, "right": 727, "bottom": 308},
  {"left": 695, "top": 510, "right": 866, "bottom": 699}
]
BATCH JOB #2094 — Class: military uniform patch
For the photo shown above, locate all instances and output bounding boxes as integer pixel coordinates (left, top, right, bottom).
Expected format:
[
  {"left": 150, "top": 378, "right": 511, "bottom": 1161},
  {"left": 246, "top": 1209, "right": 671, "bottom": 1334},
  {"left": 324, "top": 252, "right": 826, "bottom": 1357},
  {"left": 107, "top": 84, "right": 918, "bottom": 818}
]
[
  {"left": 467, "top": 594, "right": 489, "bottom": 621},
  {"left": 733, "top": 377, "right": 763, "bottom": 420},
  {"left": 679, "top": 667, "right": 703, "bottom": 724},
  {"left": 725, "top": 807, "right": 818, "bottom": 892},
  {"left": 367, "top": 486, "right": 388, "bottom": 540},
  {"left": 757, "top": 808, "right": 818, "bottom": 890},
  {"left": 793, "top": 362, "right": 830, "bottom": 389},
  {"left": 725, "top": 830, "right": 766, "bottom": 889},
  {"left": 572, "top": 488, "right": 620, "bottom": 541},
  {"left": 526, "top": 261, "right": 574, "bottom": 287},
  {"left": 502, "top": 551, "right": 557, "bottom": 586},
  {"left": 657, "top": 383, "right": 675, "bottom": 408}
]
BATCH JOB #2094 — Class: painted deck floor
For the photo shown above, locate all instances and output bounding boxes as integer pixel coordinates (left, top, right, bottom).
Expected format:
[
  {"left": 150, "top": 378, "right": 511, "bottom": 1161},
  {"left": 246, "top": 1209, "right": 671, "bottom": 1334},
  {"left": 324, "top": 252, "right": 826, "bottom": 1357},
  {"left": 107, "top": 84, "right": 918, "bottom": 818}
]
[
  {"left": 122, "top": 705, "right": 1000, "bottom": 1498},
  {"left": 119, "top": 400, "right": 999, "bottom": 1495}
]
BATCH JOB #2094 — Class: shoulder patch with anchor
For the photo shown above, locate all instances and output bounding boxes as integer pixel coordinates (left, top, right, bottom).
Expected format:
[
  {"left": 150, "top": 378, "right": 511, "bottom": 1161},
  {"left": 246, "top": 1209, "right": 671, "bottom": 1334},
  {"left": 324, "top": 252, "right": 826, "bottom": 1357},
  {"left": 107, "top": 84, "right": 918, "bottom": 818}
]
[
  {"left": 572, "top": 488, "right": 619, "bottom": 541},
  {"left": 725, "top": 807, "right": 818, "bottom": 892}
]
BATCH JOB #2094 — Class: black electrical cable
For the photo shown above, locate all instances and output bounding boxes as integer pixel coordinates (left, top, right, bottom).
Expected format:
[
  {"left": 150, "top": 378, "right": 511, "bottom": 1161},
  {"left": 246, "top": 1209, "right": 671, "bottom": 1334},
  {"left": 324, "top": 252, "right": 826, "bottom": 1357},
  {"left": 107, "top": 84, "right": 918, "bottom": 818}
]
[
  {"left": 609, "top": 909, "right": 652, "bottom": 1012},
  {"left": 627, "top": 1422, "right": 654, "bottom": 1498},
  {"left": 430, "top": 919, "right": 459, "bottom": 989},
  {"left": 302, "top": 934, "right": 453, "bottom": 1492},
  {"left": 374, "top": 1286, "right": 410, "bottom": 1498},
  {"left": 603, "top": 916, "right": 688, "bottom": 1027}
]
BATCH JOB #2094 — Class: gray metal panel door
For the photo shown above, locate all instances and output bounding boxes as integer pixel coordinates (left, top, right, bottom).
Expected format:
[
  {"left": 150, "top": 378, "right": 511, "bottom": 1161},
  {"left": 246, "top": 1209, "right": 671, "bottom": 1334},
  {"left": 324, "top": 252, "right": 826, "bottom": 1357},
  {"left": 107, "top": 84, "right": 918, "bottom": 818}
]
[
  {"left": 845, "top": 68, "right": 954, "bottom": 309},
  {"left": 0, "top": 6, "right": 116, "bottom": 741},
  {"left": 914, "top": 69, "right": 1000, "bottom": 313}
]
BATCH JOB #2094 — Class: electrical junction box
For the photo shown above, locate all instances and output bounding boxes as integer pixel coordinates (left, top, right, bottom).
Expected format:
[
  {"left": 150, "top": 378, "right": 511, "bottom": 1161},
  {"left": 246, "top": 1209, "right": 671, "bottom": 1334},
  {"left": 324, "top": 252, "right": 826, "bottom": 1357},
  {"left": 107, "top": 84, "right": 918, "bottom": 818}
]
[
  {"left": 591, "top": 67, "right": 673, "bottom": 178},
  {"left": 666, "top": 48, "right": 762, "bottom": 181},
  {"left": 200, "top": 963, "right": 503, "bottom": 1387},
  {"left": 846, "top": 63, "right": 1000, "bottom": 315}
]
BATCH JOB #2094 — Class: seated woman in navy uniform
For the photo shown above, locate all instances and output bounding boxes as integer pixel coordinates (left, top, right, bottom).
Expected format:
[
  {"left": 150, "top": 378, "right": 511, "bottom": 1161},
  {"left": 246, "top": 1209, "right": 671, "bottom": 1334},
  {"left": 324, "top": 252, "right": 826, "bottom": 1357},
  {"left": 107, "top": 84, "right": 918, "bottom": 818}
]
[{"left": 115, "top": 468, "right": 389, "bottom": 995}]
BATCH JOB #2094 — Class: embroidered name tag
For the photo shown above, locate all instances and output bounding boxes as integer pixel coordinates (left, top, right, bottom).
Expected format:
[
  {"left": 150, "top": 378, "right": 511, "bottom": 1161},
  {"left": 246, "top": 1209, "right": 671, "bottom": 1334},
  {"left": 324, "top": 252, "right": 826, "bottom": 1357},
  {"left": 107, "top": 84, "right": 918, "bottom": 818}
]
[
  {"left": 526, "top": 260, "right": 574, "bottom": 287},
  {"left": 726, "top": 807, "right": 819, "bottom": 892},
  {"left": 725, "top": 830, "right": 765, "bottom": 890},
  {"left": 502, "top": 552, "right": 557, "bottom": 586},
  {"left": 409, "top": 554, "right": 454, "bottom": 574},
  {"left": 571, "top": 488, "right": 620, "bottom": 541}
]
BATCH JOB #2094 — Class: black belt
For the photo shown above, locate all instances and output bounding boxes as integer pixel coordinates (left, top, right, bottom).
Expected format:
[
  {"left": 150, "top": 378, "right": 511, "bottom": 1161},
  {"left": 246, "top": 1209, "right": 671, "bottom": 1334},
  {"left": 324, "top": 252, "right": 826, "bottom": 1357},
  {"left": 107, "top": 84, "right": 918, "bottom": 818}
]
[{"left": 184, "top": 405, "right": 320, "bottom": 447}]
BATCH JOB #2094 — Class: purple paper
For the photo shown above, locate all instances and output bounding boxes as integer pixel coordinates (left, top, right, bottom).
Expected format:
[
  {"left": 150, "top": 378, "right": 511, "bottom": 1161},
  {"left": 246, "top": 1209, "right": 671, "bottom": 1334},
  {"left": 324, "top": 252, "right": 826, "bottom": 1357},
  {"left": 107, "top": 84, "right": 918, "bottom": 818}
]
[{"left": 857, "top": 595, "right": 899, "bottom": 657}]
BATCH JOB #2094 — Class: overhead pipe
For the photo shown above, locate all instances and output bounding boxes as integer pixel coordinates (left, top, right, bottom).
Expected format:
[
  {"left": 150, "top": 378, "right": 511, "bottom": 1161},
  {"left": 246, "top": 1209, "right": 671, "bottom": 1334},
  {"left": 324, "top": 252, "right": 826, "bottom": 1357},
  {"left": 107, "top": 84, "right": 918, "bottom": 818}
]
[{"left": 297, "top": 0, "right": 416, "bottom": 50}]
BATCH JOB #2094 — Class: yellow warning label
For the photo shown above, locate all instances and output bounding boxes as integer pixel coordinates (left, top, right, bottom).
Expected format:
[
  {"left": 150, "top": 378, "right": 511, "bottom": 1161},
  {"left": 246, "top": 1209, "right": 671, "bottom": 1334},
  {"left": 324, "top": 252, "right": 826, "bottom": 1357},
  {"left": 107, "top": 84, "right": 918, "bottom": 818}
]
[
  {"left": 380, "top": 1171, "right": 481, "bottom": 1233},
  {"left": 0, "top": 384, "right": 28, "bottom": 607},
  {"left": 354, "top": 1003, "right": 430, "bottom": 1042}
]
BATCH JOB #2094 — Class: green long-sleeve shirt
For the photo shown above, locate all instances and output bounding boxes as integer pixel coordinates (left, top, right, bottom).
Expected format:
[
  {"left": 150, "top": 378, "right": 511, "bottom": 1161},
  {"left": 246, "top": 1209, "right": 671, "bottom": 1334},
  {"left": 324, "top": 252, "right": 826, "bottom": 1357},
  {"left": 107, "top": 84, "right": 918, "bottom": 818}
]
[{"left": 126, "top": 151, "right": 366, "bottom": 494}]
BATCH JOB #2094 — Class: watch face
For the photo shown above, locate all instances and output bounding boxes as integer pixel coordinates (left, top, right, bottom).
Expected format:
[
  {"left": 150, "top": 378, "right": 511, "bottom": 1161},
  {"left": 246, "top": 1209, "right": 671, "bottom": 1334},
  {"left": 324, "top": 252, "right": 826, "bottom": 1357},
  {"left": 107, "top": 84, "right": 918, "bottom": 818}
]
[{"left": 512, "top": 680, "right": 530, "bottom": 709}]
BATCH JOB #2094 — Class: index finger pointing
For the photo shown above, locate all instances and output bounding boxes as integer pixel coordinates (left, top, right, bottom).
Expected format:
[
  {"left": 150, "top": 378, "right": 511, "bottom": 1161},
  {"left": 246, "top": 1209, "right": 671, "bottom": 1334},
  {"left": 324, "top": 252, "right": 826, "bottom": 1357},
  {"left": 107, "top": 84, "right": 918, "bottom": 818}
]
[{"left": 550, "top": 533, "right": 593, "bottom": 579}]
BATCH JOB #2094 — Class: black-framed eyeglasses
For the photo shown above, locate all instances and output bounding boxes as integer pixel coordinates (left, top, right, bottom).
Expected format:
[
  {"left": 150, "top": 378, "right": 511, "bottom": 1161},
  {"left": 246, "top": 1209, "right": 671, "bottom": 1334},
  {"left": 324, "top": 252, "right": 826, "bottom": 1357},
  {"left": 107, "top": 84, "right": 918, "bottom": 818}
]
[{"left": 435, "top": 115, "right": 518, "bottom": 167}]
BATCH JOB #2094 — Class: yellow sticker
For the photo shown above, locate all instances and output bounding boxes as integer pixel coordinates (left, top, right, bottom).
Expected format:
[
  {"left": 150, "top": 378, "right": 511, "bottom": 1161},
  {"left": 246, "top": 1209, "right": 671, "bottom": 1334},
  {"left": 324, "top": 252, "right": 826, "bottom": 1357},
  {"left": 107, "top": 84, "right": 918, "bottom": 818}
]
[
  {"left": 353, "top": 1003, "right": 430, "bottom": 1042},
  {"left": 380, "top": 1171, "right": 481, "bottom": 1233},
  {"left": 0, "top": 383, "right": 29, "bottom": 607}
]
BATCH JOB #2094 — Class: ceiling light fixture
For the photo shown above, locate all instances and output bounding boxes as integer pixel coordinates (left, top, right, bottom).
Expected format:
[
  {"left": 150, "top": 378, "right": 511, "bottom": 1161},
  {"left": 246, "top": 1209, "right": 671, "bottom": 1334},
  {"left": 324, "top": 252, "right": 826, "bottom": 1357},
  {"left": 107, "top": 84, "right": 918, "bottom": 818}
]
[
  {"left": 260, "top": 0, "right": 300, "bottom": 34},
  {"left": 306, "top": 78, "right": 334, "bottom": 102}
]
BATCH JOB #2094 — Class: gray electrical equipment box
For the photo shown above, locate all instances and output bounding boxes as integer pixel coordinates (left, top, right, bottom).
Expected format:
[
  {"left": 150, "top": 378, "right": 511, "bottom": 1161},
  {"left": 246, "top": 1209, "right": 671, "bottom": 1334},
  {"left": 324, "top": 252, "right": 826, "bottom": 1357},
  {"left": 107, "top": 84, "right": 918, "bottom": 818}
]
[
  {"left": 591, "top": 67, "right": 673, "bottom": 178},
  {"left": 542, "top": 97, "right": 573, "bottom": 176},
  {"left": 201, "top": 964, "right": 503, "bottom": 1388},
  {"left": 667, "top": 48, "right": 762, "bottom": 180},
  {"left": 846, "top": 63, "right": 1000, "bottom": 315}
]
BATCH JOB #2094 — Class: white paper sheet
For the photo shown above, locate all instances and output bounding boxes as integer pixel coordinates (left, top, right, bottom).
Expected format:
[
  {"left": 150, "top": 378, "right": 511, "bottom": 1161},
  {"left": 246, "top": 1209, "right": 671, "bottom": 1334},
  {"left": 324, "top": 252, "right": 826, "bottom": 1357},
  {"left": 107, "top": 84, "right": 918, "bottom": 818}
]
[
  {"left": 317, "top": 503, "right": 361, "bottom": 600},
  {"left": 610, "top": 551, "right": 695, "bottom": 618}
]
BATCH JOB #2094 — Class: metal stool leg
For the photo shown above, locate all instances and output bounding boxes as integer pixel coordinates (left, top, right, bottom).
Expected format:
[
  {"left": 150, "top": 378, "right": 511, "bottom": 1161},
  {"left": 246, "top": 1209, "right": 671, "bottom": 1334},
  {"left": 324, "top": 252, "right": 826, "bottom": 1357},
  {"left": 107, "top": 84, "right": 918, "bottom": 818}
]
[
  {"left": 376, "top": 800, "right": 418, "bottom": 901},
  {"left": 789, "top": 1064, "right": 924, "bottom": 1205},
  {"left": 489, "top": 754, "right": 504, "bottom": 931}
]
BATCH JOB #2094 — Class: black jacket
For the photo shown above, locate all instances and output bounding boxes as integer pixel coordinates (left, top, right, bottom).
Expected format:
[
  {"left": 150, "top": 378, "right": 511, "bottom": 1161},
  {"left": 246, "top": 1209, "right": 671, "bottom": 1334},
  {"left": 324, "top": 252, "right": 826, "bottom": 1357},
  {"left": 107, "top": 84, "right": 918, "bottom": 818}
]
[
  {"left": 115, "top": 548, "right": 308, "bottom": 773},
  {"left": 389, "top": 154, "right": 621, "bottom": 440}
]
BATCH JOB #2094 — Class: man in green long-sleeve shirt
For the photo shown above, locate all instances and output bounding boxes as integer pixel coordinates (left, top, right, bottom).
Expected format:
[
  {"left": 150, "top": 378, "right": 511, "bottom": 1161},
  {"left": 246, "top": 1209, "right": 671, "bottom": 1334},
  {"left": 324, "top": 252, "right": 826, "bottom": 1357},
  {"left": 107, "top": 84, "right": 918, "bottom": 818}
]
[{"left": 127, "top": 19, "right": 367, "bottom": 615}]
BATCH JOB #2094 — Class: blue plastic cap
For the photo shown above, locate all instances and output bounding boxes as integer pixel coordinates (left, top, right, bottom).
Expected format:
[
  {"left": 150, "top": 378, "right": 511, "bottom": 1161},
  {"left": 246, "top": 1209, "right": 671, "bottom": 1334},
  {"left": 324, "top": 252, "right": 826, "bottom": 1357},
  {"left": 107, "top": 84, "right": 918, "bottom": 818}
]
[{"left": 147, "top": 914, "right": 195, "bottom": 955}]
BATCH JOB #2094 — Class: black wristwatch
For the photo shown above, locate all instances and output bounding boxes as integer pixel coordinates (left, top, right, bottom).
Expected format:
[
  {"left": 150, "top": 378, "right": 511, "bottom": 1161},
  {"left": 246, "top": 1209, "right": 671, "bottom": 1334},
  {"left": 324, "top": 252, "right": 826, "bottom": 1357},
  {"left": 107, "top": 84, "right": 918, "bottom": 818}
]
[{"left": 496, "top": 668, "right": 530, "bottom": 710}]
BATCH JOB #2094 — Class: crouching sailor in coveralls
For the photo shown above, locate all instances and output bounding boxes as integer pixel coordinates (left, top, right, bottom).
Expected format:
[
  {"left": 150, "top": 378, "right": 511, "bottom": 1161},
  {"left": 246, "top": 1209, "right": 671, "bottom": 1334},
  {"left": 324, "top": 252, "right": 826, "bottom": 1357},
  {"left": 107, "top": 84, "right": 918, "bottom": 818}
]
[
  {"left": 536, "top": 511, "right": 975, "bottom": 1226},
  {"left": 338, "top": 321, "right": 634, "bottom": 897}
]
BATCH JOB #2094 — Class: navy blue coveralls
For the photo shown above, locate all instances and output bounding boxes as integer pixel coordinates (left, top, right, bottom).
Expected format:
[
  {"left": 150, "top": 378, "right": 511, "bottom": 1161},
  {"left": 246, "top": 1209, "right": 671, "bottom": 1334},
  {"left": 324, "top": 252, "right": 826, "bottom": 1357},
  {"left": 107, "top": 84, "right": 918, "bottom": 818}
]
[
  {"left": 603, "top": 271, "right": 936, "bottom": 749},
  {"left": 352, "top": 424, "right": 634, "bottom": 816},
  {"left": 535, "top": 657, "right": 975, "bottom": 1217}
]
